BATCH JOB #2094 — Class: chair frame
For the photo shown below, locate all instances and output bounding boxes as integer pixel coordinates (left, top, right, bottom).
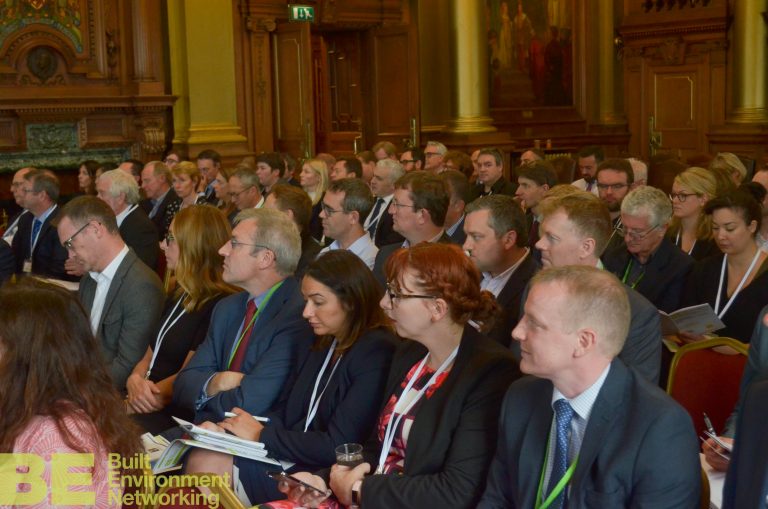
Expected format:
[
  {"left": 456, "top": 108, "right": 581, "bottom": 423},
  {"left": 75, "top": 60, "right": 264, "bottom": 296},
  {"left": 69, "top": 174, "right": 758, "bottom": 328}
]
[{"left": 666, "top": 337, "right": 748, "bottom": 394}]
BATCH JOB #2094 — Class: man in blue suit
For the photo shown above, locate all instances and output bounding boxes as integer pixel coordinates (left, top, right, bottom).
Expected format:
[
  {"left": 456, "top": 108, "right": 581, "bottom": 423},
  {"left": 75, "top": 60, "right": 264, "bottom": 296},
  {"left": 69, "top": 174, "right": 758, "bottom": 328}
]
[
  {"left": 478, "top": 266, "right": 700, "bottom": 508},
  {"left": 174, "top": 208, "right": 313, "bottom": 423}
]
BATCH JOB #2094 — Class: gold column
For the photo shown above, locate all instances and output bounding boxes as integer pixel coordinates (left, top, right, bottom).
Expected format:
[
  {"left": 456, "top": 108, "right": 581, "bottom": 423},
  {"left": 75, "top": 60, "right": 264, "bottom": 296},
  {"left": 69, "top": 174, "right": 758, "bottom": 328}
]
[
  {"left": 167, "top": 0, "right": 247, "bottom": 145},
  {"left": 730, "top": 0, "right": 768, "bottom": 122},
  {"left": 445, "top": 0, "right": 496, "bottom": 133},
  {"left": 597, "top": 1, "right": 620, "bottom": 124}
]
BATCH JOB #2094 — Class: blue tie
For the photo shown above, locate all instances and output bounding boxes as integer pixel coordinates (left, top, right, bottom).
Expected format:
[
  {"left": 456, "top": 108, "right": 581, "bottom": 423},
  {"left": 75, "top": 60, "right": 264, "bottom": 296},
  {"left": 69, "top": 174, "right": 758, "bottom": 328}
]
[
  {"left": 548, "top": 399, "right": 574, "bottom": 508},
  {"left": 367, "top": 198, "right": 385, "bottom": 237},
  {"left": 30, "top": 218, "right": 42, "bottom": 252}
]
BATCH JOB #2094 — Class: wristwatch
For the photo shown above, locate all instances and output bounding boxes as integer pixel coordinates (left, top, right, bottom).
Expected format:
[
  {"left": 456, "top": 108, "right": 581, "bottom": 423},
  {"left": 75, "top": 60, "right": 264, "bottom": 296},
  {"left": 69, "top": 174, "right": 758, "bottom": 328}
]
[{"left": 351, "top": 479, "right": 362, "bottom": 506}]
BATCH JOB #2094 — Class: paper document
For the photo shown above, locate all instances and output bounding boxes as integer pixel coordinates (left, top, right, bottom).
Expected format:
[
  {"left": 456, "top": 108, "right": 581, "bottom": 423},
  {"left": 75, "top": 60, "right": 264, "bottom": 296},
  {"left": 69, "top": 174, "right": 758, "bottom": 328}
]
[{"left": 660, "top": 304, "right": 726, "bottom": 336}]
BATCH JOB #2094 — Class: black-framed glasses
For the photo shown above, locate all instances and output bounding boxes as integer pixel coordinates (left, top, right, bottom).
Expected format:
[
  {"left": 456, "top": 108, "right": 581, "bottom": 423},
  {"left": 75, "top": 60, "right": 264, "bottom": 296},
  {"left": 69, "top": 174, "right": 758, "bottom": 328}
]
[
  {"left": 425, "top": 152, "right": 441, "bottom": 158},
  {"left": 228, "top": 186, "right": 254, "bottom": 199},
  {"left": 63, "top": 221, "right": 95, "bottom": 250},
  {"left": 390, "top": 199, "right": 417, "bottom": 211},
  {"left": 615, "top": 224, "right": 659, "bottom": 240},
  {"left": 230, "top": 237, "right": 273, "bottom": 256},
  {"left": 164, "top": 157, "right": 179, "bottom": 164},
  {"left": 385, "top": 282, "right": 436, "bottom": 304},
  {"left": 669, "top": 192, "right": 698, "bottom": 202},
  {"left": 596, "top": 183, "right": 629, "bottom": 191},
  {"left": 321, "top": 203, "right": 344, "bottom": 216},
  {"left": 399, "top": 159, "right": 417, "bottom": 164}
]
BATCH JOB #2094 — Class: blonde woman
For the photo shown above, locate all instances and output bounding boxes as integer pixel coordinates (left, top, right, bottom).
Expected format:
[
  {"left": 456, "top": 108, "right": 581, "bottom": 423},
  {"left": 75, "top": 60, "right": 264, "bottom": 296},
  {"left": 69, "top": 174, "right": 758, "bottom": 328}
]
[
  {"left": 301, "top": 158, "right": 330, "bottom": 241},
  {"left": 667, "top": 167, "right": 718, "bottom": 260},
  {"left": 710, "top": 152, "right": 748, "bottom": 185},
  {"left": 164, "top": 161, "right": 207, "bottom": 232}
]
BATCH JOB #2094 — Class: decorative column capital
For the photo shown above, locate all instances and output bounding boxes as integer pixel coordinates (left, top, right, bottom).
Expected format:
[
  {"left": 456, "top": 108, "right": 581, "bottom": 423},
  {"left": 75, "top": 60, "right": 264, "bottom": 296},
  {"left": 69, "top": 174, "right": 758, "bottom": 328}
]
[{"left": 246, "top": 17, "right": 276, "bottom": 33}]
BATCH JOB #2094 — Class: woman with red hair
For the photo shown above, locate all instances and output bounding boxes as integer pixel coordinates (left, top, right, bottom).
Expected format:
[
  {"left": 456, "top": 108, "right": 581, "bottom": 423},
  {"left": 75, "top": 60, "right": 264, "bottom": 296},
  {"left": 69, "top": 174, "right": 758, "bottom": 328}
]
[{"left": 280, "top": 243, "right": 520, "bottom": 509}]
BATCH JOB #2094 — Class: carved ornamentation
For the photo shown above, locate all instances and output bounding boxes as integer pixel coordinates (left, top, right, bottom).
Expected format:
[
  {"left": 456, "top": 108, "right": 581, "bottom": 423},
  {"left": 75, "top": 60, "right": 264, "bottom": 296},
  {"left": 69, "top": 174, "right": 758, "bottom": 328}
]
[
  {"left": 105, "top": 29, "right": 118, "bottom": 72},
  {"left": 140, "top": 118, "right": 166, "bottom": 155},
  {"left": 0, "top": 0, "right": 83, "bottom": 53},
  {"left": 26, "top": 123, "right": 78, "bottom": 151},
  {"left": 27, "top": 46, "right": 58, "bottom": 83},
  {"left": 658, "top": 37, "right": 686, "bottom": 65},
  {"left": 245, "top": 16, "right": 276, "bottom": 33}
]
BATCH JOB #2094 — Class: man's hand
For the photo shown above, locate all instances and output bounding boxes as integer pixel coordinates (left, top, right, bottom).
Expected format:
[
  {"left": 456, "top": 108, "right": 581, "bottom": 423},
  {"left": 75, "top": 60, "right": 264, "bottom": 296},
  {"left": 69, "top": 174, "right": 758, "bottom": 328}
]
[
  {"left": 207, "top": 371, "right": 245, "bottom": 397},
  {"left": 277, "top": 472, "right": 330, "bottom": 508},
  {"left": 218, "top": 407, "right": 263, "bottom": 441},
  {"left": 702, "top": 436, "right": 733, "bottom": 472}
]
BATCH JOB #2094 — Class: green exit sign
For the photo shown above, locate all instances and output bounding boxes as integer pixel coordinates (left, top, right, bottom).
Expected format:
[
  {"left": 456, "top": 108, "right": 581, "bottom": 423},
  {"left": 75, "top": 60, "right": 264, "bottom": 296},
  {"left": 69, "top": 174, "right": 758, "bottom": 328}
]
[{"left": 289, "top": 5, "right": 315, "bottom": 22}]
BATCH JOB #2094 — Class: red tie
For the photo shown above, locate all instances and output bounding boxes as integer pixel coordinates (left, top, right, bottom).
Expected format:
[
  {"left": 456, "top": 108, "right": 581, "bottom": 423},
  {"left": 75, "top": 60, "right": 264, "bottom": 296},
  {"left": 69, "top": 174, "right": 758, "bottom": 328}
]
[{"left": 229, "top": 299, "right": 258, "bottom": 372}]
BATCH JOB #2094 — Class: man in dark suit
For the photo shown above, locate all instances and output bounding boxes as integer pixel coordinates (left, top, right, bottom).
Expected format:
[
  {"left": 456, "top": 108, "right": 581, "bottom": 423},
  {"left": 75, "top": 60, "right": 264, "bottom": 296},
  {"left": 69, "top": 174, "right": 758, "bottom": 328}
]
[
  {"left": 535, "top": 192, "right": 663, "bottom": 383},
  {"left": 514, "top": 159, "right": 558, "bottom": 253},
  {"left": 2, "top": 167, "right": 32, "bottom": 247},
  {"left": 174, "top": 208, "right": 314, "bottom": 422},
  {"left": 474, "top": 147, "right": 517, "bottom": 198},
  {"left": 603, "top": 185, "right": 693, "bottom": 313},
  {"left": 197, "top": 149, "right": 222, "bottom": 204},
  {"left": 56, "top": 196, "right": 164, "bottom": 389},
  {"left": 464, "top": 195, "right": 537, "bottom": 347},
  {"left": 364, "top": 159, "right": 405, "bottom": 248},
  {"left": 11, "top": 169, "right": 76, "bottom": 281},
  {"left": 373, "top": 172, "right": 452, "bottom": 284},
  {"left": 478, "top": 266, "right": 701, "bottom": 508},
  {"left": 440, "top": 169, "right": 475, "bottom": 246},
  {"left": 97, "top": 169, "right": 159, "bottom": 269},
  {"left": 139, "top": 160, "right": 177, "bottom": 239}
]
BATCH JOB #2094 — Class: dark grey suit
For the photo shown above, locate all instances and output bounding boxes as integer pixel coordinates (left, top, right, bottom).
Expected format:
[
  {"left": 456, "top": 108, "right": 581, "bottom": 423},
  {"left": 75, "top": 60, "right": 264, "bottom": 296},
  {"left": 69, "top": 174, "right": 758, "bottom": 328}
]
[
  {"left": 79, "top": 249, "right": 164, "bottom": 389},
  {"left": 479, "top": 360, "right": 701, "bottom": 508},
  {"left": 119, "top": 206, "right": 160, "bottom": 270}
]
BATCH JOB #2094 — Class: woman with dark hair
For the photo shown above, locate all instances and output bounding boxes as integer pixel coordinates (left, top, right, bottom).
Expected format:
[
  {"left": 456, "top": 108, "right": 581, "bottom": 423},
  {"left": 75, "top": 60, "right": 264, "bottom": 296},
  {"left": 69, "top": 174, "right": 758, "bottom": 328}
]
[
  {"left": 0, "top": 277, "right": 141, "bottom": 504},
  {"left": 126, "top": 205, "right": 238, "bottom": 433},
  {"left": 185, "top": 250, "right": 397, "bottom": 505},
  {"left": 77, "top": 159, "right": 99, "bottom": 195},
  {"left": 282, "top": 243, "right": 520, "bottom": 509},
  {"left": 681, "top": 188, "right": 768, "bottom": 343}
]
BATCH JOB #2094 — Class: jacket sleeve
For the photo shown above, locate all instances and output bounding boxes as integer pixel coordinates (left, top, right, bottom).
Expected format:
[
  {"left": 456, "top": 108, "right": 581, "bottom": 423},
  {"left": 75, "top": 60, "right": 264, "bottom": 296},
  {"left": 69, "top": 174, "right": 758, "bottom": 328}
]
[
  {"left": 619, "top": 291, "right": 662, "bottom": 384},
  {"left": 476, "top": 388, "right": 518, "bottom": 509}
]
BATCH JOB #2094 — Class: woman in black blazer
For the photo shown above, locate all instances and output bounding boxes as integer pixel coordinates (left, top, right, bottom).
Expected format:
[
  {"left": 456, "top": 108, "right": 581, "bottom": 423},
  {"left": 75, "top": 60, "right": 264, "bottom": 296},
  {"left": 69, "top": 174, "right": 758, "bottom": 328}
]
[
  {"left": 185, "top": 250, "right": 396, "bottom": 504},
  {"left": 283, "top": 243, "right": 520, "bottom": 509}
]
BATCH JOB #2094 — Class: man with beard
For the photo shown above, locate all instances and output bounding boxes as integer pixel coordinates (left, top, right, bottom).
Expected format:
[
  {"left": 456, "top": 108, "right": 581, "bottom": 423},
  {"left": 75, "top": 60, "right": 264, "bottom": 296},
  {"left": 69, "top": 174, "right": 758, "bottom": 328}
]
[
  {"left": 571, "top": 145, "right": 603, "bottom": 195},
  {"left": 596, "top": 158, "right": 634, "bottom": 253}
]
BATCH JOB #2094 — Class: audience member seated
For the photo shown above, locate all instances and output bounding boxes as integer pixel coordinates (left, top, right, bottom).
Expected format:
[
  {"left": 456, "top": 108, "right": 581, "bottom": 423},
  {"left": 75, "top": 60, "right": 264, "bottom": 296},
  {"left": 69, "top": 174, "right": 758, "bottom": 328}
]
[
  {"left": 474, "top": 147, "right": 517, "bottom": 197},
  {"left": 751, "top": 167, "right": 768, "bottom": 249},
  {"left": 0, "top": 278, "right": 142, "bottom": 506},
  {"left": 0, "top": 241, "right": 13, "bottom": 284},
  {"left": 139, "top": 160, "right": 178, "bottom": 239},
  {"left": 518, "top": 147, "right": 544, "bottom": 167},
  {"left": 11, "top": 169, "right": 76, "bottom": 282},
  {"left": 163, "top": 149, "right": 182, "bottom": 169},
  {"left": 212, "top": 165, "right": 238, "bottom": 222},
  {"left": 330, "top": 157, "right": 363, "bottom": 181},
  {"left": 710, "top": 152, "right": 747, "bottom": 186},
  {"left": 371, "top": 140, "right": 398, "bottom": 162},
  {"left": 2, "top": 167, "right": 32, "bottom": 247},
  {"left": 667, "top": 167, "right": 718, "bottom": 260},
  {"left": 356, "top": 150, "right": 376, "bottom": 184},
  {"left": 278, "top": 243, "right": 520, "bottom": 509},
  {"left": 439, "top": 170, "right": 473, "bottom": 245},
  {"left": 229, "top": 165, "right": 265, "bottom": 216},
  {"left": 628, "top": 157, "right": 649, "bottom": 187},
  {"left": 173, "top": 208, "right": 314, "bottom": 423},
  {"left": 603, "top": 186, "right": 694, "bottom": 313},
  {"left": 165, "top": 161, "right": 207, "bottom": 232},
  {"left": 365, "top": 159, "right": 405, "bottom": 247},
  {"left": 185, "top": 250, "right": 397, "bottom": 505},
  {"left": 78, "top": 159, "right": 99, "bottom": 196},
  {"left": 463, "top": 195, "right": 537, "bottom": 347},
  {"left": 399, "top": 146, "right": 425, "bottom": 173},
  {"left": 443, "top": 150, "right": 474, "bottom": 181},
  {"left": 478, "top": 266, "right": 700, "bottom": 508},
  {"left": 372, "top": 172, "right": 451, "bottom": 284},
  {"left": 56, "top": 196, "right": 165, "bottom": 389},
  {"left": 318, "top": 178, "right": 377, "bottom": 270},
  {"left": 126, "top": 206, "right": 238, "bottom": 434},
  {"left": 680, "top": 188, "right": 768, "bottom": 343},
  {"left": 97, "top": 169, "right": 159, "bottom": 270},
  {"left": 571, "top": 145, "right": 603, "bottom": 195},
  {"left": 118, "top": 159, "right": 144, "bottom": 185},
  {"left": 300, "top": 158, "right": 330, "bottom": 243},
  {"left": 197, "top": 149, "right": 222, "bottom": 204},
  {"left": 423, "top": 140, "right": 447, "bottom": 174},
  {"left": 515, "top": 159, "right": 558, "bottom": 252},
  {"left": 264, "top": 184, "right": 321, "bottom": 278},
  {"left": 535, "top": 193, "right": 663, "bottom": 383},
  {"left": 595, "top": 158, "right": 634, "bottom": 253}
]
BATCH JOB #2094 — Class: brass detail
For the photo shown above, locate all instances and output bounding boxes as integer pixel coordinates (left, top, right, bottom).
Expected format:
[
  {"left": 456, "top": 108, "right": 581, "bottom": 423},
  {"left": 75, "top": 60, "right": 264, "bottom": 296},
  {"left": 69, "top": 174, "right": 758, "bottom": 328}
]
[{"left": 648, "top": 116, "right": 662, "bottom": 156}]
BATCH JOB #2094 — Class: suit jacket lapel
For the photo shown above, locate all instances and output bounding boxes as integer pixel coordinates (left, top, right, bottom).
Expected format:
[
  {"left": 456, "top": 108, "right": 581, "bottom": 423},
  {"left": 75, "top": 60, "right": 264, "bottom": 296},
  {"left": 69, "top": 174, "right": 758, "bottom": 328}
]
[
  {"left": 519, "top": 393, "right": 553, "bottom": 508},
  {"left": 98, "top": 251, "right": 134, "bottom": 330},
  {"left": 497, "top": 254, "right": 537, "bottom": 307}
]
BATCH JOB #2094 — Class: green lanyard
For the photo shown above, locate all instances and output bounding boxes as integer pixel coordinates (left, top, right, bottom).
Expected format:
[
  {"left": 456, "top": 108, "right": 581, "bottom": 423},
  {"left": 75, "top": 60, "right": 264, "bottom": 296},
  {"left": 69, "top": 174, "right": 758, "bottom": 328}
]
[
  {"left": 534, "top": 428, "right": 579, "bottom": 509},
  {"left": 620, "top": 258, "right": 644, "bottom": 289},
  {"left": 226, "top": 281, "right": 284, "bottom": 368}
]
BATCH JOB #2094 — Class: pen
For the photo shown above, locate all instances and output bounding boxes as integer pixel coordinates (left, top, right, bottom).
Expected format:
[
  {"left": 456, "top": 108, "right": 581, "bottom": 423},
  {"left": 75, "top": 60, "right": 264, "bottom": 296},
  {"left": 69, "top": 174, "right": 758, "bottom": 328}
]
[
  {"left": 224, "top": 411, "right": 270, "bottom": 423},
  {"left": 703, "top": 412, "right": 716, "bottom": 436}
]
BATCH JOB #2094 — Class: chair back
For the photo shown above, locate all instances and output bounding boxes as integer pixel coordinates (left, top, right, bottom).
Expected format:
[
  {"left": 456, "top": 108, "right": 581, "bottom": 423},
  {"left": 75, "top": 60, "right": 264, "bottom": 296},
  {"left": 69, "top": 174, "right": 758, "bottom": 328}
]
[{"left": 666, "top": 337, "right": 748, "bottom": 434}]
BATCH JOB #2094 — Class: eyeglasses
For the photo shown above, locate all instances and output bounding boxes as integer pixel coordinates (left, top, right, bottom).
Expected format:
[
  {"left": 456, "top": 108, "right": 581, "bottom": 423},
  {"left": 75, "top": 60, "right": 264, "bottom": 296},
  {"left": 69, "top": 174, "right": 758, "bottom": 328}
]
[
  {"left": 385, "top": 282, "right": 436, "bottom": 305},
  {"left": 21, "top": 188, "right": 40, "bottom": 194},
  {"left": 390, "top": 199, "right": 417, "bottom": 211},
  {"left": 596, "top": 183, "right": 629, "bottom": 191},
  {"left": 10, "top": 182, "right": 24, "bottom": 189},
  {"left": 230, "top": 237, "right": 273, "bottom": 254},
  {"left": 400, "top": 159, "right": 417, "bottom": 164},
  {"left": 321, "top": 203, "right": 344, "bottom": 216},
  {"left": 63, "top": 221, "right": 96, "bottom": 250},
  {"left": 669, "top": 192, "right": 698, "bottom": 202},
  {"left": 228, "top": 186, "right": 254, "bottom": 199},
  {"left": 425, "top": 152, "right": 441, "bottom": 158},
  {"left": 615, "top": 224, "right": 659, "bottom": 240},
  {"left": 164, "top": 158, "right": 179, "bottom": 164}
]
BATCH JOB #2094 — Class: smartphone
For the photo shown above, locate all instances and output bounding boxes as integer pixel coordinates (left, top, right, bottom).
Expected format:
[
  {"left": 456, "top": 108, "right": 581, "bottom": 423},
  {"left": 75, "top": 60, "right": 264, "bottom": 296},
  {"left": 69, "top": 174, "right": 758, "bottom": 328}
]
[{"left": 267, "top": 471, "right": 327, "bottom": 497}]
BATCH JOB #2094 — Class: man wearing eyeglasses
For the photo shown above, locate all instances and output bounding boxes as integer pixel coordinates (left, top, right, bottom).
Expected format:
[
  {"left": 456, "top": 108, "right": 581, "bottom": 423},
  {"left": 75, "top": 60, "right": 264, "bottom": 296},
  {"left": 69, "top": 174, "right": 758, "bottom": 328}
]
[
  {"left": 318, "top": 178, "right": 378, "bottom": 270},
  {"left": 399, "top": 147, "right": 425, "bottom": 172},
  {"left": 602, "top": 186, "right": 694, "bottom": 313},
  {"left": 364, "top": 159, "right": 405, "bottom": 247},
  {"left": 11, "top": 169, "right": 76, "bottom": 282},
  {"left": 596, "top": 158, "right": 635, "bottom": 253},
  {"left": 228, "top": 167, "right": 264, "bottom": 219},
  {"left": 423, "top": 140, "right": 447, "bottom": 174},
  {"left": 2, "top": 166, "right": 32, "bottom": 247},
  {"left": 56, "top": 196, "right": 164, "bottom": 390},
  {"left": 174, "top": 208, "right": 313, "bottom": 423}
]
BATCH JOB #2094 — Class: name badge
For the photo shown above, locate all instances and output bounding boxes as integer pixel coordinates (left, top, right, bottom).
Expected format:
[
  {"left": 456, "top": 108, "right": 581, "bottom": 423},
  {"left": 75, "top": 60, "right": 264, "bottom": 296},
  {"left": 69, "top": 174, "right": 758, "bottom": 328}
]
[{"left": 22, "top": 259, "right": 32, "bottom": 273}]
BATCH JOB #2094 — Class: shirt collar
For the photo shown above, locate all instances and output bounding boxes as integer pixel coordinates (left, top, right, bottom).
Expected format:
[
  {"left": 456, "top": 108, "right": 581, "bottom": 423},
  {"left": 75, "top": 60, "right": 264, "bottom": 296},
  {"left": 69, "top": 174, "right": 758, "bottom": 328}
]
[
  {"left": 34, "top": 204, "right": 56, "bottom": 223},
  {"left": 90, "top": 244, "right": 129, "bottom": 283},
  {"left": 115, "top": 204, "right": 138, "bottom": 227},
  {"left": 552, "top": 363, "right": 611, "bottom": 423}
]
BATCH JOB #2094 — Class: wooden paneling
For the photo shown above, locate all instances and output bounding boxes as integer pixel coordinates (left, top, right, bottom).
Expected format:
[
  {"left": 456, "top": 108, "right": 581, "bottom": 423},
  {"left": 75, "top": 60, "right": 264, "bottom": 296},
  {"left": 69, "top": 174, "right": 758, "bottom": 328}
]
[{"left": 651, "top": 68, "right": 702, "bottom": 161}]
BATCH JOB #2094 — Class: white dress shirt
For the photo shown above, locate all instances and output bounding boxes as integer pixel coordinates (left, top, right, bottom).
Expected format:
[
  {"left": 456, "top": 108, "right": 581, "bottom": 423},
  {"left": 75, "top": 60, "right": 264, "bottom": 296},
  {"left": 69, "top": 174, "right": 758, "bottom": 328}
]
[
  {"left": 319, "top": 232, "right": 379, "bottom": 270},
  {"left": 88, "top": 245, "right": 129, "bottom": 335}
]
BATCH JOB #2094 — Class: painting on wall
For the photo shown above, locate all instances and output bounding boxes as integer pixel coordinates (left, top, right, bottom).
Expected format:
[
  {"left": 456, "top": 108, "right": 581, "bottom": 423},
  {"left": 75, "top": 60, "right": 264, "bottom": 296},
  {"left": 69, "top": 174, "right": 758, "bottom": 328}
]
[{"left": 486, "top": 0, "right": 573, "bottom": 108}]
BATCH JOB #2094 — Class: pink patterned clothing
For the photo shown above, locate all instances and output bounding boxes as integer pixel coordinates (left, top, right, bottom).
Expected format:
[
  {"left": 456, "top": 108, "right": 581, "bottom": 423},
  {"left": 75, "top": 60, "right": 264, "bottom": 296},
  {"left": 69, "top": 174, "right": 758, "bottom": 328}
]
[{"left": 5, "top": 413, "right": 120, "bottom": 508}]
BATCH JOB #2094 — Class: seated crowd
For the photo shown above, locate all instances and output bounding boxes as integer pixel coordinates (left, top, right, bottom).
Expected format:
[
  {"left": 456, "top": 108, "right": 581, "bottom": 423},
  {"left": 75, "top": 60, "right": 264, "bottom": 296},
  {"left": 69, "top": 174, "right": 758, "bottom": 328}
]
[{"left": 1, "top": 142, "right": 768, "bottom": 508}]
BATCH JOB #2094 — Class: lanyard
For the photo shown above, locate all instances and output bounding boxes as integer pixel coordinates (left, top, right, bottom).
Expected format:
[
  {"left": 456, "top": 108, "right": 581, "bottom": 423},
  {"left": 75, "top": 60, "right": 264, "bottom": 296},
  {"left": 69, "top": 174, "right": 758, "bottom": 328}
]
[
  {"left": 375, "top": 346, "right": 459, "bottom": 474},
  {"left": 226, "top": 281, "right": 284, "bottom": 368},
  {"left": 674, "top": 231, "right": 696, "bottom": 256},
  {"left": 714, "top": 250, "right": 761, "bottom": 318},
  {"left": 534, "top": 427, "right": 579, "bottom": 509},
  {"left": 620, "top": 258, "right": 644, "bottom": 289},
  {"left": 304, "top": 339, "right": 341, "bottom": 432},
  {"left": 146, "top": 293, "right": 188, "bottom": 379}
]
